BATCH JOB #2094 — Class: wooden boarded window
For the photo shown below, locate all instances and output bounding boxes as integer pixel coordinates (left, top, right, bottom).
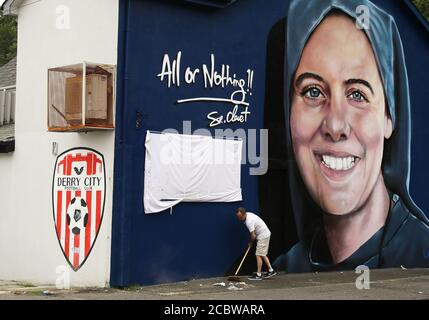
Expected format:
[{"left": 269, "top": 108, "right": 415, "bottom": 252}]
[{"left": 48, "top": 62, "right": 115, "bottom": 132}]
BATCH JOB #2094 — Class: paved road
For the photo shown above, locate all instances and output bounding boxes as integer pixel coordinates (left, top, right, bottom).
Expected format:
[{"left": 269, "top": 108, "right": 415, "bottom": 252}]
[{"left": 0, "top": 268, "right": 428, "bottom": 300}]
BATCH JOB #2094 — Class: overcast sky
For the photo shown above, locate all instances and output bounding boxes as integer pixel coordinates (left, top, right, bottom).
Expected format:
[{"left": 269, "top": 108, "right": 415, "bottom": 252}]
[{"left": 0, "top": 0, "right": 5, "bottom": 8}]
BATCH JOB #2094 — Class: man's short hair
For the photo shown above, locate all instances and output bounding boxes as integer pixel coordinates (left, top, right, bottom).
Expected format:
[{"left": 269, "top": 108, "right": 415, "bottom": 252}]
[{"left": 236, "top": 207, "right": 246, "bottom": 214}]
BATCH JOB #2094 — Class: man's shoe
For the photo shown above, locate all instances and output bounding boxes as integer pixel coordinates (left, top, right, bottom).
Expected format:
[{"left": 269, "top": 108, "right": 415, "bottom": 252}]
[
  {"left": 248, "top": 273, "right": 263, "bottom": 281},
  {"left": 264, "top": 270, "right": 277, "bottom": 279}
]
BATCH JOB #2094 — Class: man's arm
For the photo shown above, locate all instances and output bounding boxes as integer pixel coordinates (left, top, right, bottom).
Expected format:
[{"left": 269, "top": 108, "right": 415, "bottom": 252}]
[{"left": 249, "top": 230, "right": 256, "bottom": 246}]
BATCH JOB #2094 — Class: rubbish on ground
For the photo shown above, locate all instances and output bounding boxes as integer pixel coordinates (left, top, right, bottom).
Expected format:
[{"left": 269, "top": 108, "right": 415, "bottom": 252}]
[
  {"left": 400, "top": 265, "right": 407, "bottom": 270},
  {"left": 212, "top": 282, "right": 226, "bottom": 287},
  {"left": 42, "top": 290, "right": 55, "bottom": 296},
  {"left": 227, "top": 282, "right": 248, "bottom": 290},
  {"left": 227, "top": 284, "right": 243, "bottom": 291}
]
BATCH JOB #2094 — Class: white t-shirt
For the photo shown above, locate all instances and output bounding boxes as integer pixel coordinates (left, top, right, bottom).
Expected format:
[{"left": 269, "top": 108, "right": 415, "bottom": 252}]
[{"left": 244, "top": 212, "right": 271, "bottom": 240}]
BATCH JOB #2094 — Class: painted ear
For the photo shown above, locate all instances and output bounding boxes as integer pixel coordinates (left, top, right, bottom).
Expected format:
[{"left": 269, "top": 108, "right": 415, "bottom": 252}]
[
  {"left": 81, "top": 198, "right": 87, "bottom": 207},
  {"left": 66, "top": 214, "right": 71, "bottom": 226},
  {"left": 70, "top": 197, "right": 76, "bottom": 205},
  {"left": 384, "top": 113, "right": 393, "bottom": 140}
]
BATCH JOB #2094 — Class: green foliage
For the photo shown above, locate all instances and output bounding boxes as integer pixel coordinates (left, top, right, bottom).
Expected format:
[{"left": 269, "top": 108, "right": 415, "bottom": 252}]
[
  {"left": 413, "top": 0, "right": 429, "bottom": 21},
  {"left": 0, "top": 15, "right": 17, "bottom": 67}
]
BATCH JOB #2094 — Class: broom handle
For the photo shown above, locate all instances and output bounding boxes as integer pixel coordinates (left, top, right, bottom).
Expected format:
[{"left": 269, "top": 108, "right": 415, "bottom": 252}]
[{"left": 234, "top": 244, "right": 252, "bottom": 276}]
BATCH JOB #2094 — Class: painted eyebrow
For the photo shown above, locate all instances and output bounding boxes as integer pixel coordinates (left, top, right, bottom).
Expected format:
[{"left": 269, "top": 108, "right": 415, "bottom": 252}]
[
  {"left": 295, "top": 72, "right": 325, "bottom": 88},
  {"left": 344, "top": 79, "right": 374, "bottom": 95}
]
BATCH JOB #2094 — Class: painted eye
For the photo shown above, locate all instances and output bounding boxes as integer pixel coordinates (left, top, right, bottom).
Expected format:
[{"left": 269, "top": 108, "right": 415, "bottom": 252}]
[
  {"left": 348, "top": 90, "right": 366, "bottom": 102},
  {"left": 305, "top": 87, "right": 323, "bottom": 99},
  {"left": 300, "top": 86, "right": 326, "bottom": 107}
]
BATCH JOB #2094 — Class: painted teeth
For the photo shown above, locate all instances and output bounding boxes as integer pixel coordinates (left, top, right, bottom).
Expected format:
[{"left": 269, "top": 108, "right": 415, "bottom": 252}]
[{"left": 321, "top": 155, "right": 355, "bottom": 171}]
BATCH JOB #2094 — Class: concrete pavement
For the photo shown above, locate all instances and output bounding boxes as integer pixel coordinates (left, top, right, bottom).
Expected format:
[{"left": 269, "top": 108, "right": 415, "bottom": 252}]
[{"left": 0, "top": 268, "right": 428, "bottom": 300}]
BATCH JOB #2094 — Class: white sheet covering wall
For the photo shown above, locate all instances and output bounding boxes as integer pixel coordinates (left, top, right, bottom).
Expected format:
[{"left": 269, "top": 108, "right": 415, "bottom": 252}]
[{"left": 144, "top": 131, "right": 243, "bottom": 214}]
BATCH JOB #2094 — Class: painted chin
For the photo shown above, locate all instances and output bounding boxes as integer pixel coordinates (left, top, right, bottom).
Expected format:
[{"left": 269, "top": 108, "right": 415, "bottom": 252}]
[{"left": 320, "top": 196, "right": 358, "bottom": 215}]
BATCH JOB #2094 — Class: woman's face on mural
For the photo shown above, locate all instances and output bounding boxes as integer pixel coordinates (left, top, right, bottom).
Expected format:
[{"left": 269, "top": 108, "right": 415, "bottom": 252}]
[{"left": 290, "top": 14, "right": 393, "bottom": 215}]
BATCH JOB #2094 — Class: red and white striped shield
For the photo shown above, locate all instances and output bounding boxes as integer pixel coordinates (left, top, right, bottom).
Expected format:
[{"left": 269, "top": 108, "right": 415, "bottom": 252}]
[{"left": 52, "top": 148, "right": 106, "bottom": 271}]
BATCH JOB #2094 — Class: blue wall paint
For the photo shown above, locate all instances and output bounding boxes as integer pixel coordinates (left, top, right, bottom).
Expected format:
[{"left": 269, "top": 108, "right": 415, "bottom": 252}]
[
  {"left": 390, "top": 1, "right": 429, "bottom": 220},
  {"left": 111, "top": 0, "right": 429, "bottom": 286},
  {"left": 111, "top": 0, "right": 290, "bottom": 286}
]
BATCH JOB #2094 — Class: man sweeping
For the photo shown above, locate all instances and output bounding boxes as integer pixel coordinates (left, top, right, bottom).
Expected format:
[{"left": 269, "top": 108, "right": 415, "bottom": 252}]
[{"left": 236, "top": 207, "right": 277, "bottom": 280}]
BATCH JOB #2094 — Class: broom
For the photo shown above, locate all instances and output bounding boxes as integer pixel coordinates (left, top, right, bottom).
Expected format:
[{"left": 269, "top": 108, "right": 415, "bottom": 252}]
[{"left": 227, "top": 243, "right": 252, "bottom": 282}]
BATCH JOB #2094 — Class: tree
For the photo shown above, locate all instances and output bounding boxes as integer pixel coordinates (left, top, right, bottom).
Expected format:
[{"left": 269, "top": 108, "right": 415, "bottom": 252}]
[
  {"left": 0, "top": 15, "right": 17, "bottom": 67},
  {"left": 413, "top": 0, "right": 429, "bottom": 21}
]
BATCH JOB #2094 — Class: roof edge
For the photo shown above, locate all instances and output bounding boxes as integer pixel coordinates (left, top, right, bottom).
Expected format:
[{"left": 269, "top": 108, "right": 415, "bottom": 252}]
[
  {"left": 0, "top": 0, "right": 427, "bottom": 30},
  {"left": 1, "top": 0, "right": 25, "bottom": 16},
  {"left": 182, "top": 0, "right": 237, "bottom": 9},
  {"left": 403, "top": 0, "right": 429, "bottom": 34}
]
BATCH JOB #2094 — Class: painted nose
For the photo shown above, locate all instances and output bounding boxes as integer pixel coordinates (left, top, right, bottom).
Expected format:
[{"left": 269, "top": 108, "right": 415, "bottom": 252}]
[{"left": 321, "top": 102, "right": 350, "bottom": 142}]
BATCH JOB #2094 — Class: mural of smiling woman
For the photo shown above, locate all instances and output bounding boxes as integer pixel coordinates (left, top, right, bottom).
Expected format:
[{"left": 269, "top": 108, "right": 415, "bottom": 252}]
[{"left": 273, "top": 0, "right": 429, "bottom": 272}]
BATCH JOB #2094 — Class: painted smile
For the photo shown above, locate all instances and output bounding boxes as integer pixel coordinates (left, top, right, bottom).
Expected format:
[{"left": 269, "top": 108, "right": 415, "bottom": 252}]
[
  {"left": 321, "top": 155, "right": 356, "bottom": 171},
  {"left": 314, "top": 151, "right": 361, "bottom": 181}
]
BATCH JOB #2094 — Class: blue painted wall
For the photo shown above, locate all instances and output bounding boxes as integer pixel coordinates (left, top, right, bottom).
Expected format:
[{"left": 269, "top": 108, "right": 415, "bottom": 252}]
[{"left": 111, "top": 0, "right": 429, "bottom": 286}]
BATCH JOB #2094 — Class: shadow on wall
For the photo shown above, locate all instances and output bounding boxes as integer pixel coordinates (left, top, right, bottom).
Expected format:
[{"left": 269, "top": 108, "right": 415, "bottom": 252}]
[
  {"left": 259, "top": 17, "right": 298, "bottom": 265},
  {"left": 227, "top": 17, "right": 299, "bottom": 277}
]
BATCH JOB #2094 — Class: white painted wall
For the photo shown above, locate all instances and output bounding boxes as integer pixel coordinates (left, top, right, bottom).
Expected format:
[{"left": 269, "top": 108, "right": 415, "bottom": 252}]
[{"left": 0, "top": 0, "right": 118, "bottom": 287}]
